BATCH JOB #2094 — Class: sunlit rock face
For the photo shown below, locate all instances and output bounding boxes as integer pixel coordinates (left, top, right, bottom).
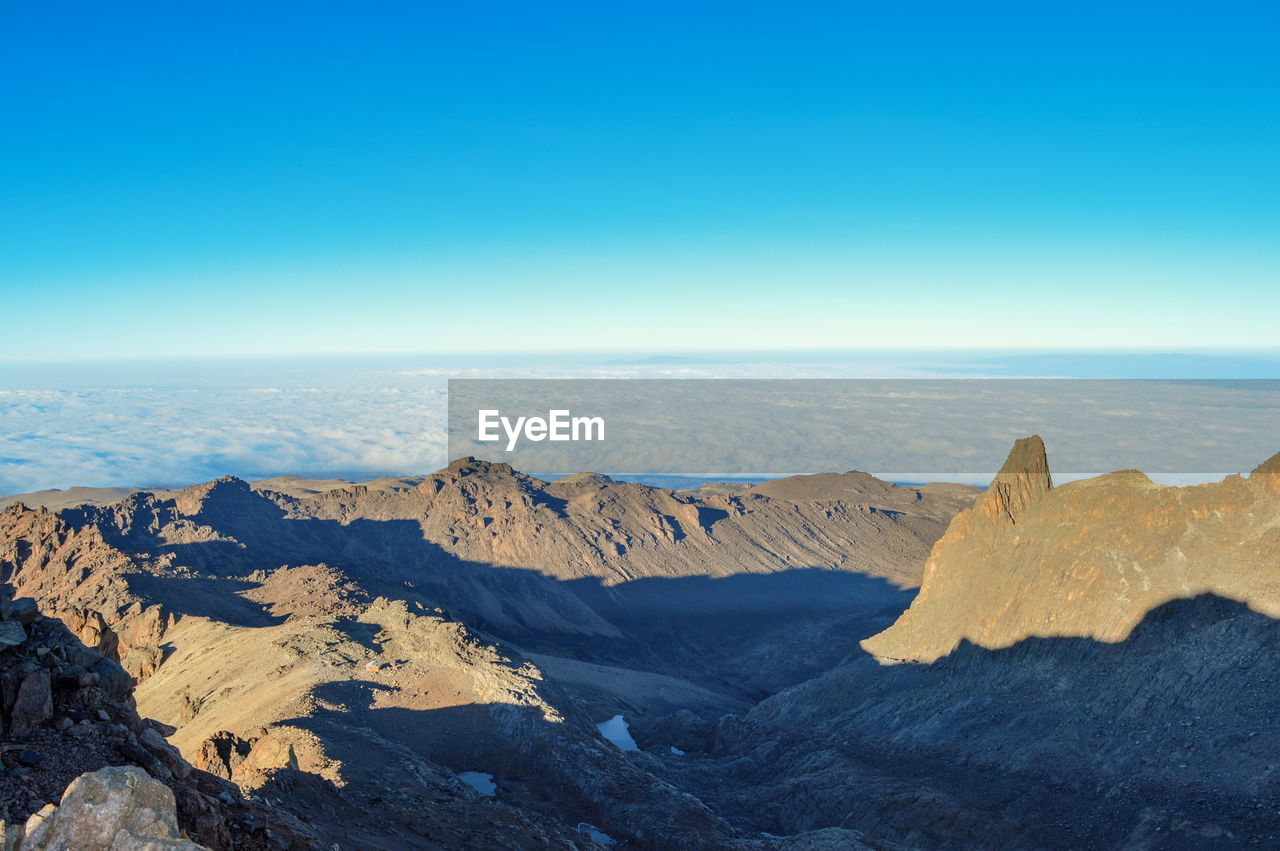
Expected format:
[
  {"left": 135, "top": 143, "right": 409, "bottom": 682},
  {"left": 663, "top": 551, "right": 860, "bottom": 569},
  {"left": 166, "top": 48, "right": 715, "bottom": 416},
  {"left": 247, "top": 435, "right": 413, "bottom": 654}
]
[{"left": 863, "top": 437, "right": 1280, "bottom": 664}]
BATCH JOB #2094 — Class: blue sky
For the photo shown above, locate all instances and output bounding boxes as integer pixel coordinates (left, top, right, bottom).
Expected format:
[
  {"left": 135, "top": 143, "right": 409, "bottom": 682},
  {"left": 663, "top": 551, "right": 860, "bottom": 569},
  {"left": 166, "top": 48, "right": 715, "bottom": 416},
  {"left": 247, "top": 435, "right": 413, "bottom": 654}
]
[{"left": 2, "top": 2, "right": 1277, "bottom": 359}]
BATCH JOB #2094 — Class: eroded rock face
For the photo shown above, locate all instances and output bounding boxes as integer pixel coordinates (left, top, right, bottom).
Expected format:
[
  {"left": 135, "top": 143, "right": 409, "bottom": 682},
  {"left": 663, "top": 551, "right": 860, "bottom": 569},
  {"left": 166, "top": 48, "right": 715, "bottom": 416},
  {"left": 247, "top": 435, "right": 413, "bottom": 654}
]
[
  {"left": 191, "top": 733, "right": 252, "bottom": 782},
  {"left": 0, "top": 505, "right": 170, "bottom": 686},
  {"left": 19, "top": 766, "right": 206, "bottom": 850},
  {"left": 863, "top": 437, "right": 1280, "bottom": 663},
  {"left": 972, "top": 434, "right": 1052, "bottom": 527}
]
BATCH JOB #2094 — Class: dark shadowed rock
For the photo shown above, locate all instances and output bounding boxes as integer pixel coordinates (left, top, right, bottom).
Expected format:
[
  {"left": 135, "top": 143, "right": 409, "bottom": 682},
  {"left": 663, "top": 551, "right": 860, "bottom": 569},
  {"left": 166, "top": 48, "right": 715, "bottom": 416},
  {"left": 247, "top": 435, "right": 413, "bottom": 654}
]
[
  {"left": 0, "top": 623, "right": 25, "bottom": 650},
  {"left": 691, "top": 594, "right": 1280, "bottom": 848},
  {"left": 9, "top": 672, "right": 52, "bottom": 736},
  {"left": 141, "top": 727, "right": 193, "bottom": 779},
  {"left": 88, "top": 658, "right": 133, "bottom": 703},
  {"left": 8, "top": 600, "right": 37, "bottom": 627}
]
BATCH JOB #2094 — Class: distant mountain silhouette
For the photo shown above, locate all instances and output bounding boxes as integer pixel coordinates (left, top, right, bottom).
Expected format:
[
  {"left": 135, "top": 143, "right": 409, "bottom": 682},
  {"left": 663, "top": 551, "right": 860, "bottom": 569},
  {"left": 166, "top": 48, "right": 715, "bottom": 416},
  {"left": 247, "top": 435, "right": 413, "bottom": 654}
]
[{"left": 947, "top": 352, "right": 1280, "bottom": 378}]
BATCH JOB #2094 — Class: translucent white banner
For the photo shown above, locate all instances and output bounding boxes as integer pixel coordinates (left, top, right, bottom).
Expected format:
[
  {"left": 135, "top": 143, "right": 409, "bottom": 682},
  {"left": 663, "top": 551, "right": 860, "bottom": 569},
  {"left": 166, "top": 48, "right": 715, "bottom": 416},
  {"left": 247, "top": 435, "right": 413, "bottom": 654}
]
[{"left": 447, "top": 379, "right": 1280, "bottom": 481}]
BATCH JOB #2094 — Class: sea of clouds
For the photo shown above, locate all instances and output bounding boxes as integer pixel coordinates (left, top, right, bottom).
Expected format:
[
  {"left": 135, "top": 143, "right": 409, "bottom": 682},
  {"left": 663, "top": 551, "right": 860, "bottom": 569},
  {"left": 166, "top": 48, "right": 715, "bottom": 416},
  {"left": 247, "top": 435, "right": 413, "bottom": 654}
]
[
  {"left": 0, "top": 355, "right": 939, "bottom": 494},
  {"left": 0, "top": 382, "right": 446, "bottom": 493},
  {"left": 3, "top": 353, "right": 1278, "bottom": 495}
]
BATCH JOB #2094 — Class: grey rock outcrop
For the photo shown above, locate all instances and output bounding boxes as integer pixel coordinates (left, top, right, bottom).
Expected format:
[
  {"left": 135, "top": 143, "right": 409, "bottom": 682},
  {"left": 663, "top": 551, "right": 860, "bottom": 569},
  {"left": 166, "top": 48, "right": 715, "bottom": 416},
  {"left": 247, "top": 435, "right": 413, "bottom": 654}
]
[
  {"left": 9, "top": 599, "right": 38, "bottom": 627},
  {"left": 139, "top": 729, "right": 192, "bottom": 780},
  {"left": 19, "top": 766, "right": 207, "bottom": 850}
]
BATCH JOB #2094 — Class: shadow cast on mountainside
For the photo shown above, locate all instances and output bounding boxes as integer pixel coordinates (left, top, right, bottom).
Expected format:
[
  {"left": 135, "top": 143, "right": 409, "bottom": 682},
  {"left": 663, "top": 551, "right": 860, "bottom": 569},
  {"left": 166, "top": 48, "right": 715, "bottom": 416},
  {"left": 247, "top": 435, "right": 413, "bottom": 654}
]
[
  {"left": 333, "top": 618, "right": 383, "bottom": 653},
  {"left": 277, "top": 680, "right": 554, "bottom": 780},
  {"left": 566, "top": 566, "right": 912, "bottom": 620},
  {"left": 936, "top": 592, "right": 1278, "bottom": 667},
  {"left": 879, "top": 591, "right": 1280, "bottom": 676},
  {"left": 272, "top": 680, "right": 617, "bottom": 834},
  {"left": 67, "top": 486, "right": 920, "bottom": 698},
  {"left": 123, "top": 574, "right": 287, "bottom": 628},
  {"left": 830, "top": 594, "right": 1280, "bottom": 793},
  {"left": 553, "top": 569, "right": 916, "bottom": 697},
  {"left": 693, "top": 594, "right": 1280, "bottom": 849}
]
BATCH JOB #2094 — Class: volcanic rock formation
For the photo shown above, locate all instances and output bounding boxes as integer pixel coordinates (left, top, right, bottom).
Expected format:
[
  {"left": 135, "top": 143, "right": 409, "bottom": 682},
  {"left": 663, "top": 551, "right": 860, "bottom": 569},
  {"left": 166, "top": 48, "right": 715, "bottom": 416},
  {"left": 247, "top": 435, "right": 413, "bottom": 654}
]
[{"left": 13, "top": 443, "right": 1272, "bottom": 847}]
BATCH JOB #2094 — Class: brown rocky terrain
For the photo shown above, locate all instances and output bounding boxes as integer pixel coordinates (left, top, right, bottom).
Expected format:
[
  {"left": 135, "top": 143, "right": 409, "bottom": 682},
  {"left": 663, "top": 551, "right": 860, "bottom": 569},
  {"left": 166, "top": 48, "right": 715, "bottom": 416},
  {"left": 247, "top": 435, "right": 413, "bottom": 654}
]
[
  {"left": 863, "top": 435, "right": 1280, "bottom": 662},
  {"left": 0, "top": 460, "right": 969, "bottom": 847},
  {"left": 655, "top": 439, "right": 1280, "bottom": 848},
  {"left": 9, "top": 441, "right": 1272, "bottom": 847},
  {"left": 0, "top": 459, "right": 974, "bottom": 701},
  {"left": 0, "top": 582, "right": 310, "bottom": 848}
]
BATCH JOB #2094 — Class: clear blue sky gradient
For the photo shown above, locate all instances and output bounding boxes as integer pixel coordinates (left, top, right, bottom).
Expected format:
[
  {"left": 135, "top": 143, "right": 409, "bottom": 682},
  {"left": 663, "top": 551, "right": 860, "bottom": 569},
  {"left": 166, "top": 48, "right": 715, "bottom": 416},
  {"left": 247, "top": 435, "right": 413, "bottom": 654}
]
[{"left": 3, "top": 2, "right": 1277, "bottom": 358}]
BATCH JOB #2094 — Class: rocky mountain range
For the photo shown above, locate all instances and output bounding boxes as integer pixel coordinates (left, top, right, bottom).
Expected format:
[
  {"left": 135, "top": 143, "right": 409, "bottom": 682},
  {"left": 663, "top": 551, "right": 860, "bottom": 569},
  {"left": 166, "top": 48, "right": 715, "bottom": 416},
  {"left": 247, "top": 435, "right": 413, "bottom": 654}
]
[
  {"left": 0, "top": 441, "right": 1276, "bottom": 848},
  {"left": 0, "top": 459, "right": 973, "bottom": 847}
]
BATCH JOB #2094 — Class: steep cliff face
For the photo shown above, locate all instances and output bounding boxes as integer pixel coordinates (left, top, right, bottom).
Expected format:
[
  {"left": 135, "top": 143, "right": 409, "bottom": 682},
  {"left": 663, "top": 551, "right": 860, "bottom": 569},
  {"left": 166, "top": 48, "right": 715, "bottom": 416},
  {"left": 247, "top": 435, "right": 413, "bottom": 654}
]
[
  {"left": 862, "top": 438, "right": 1280, "bottom": 663},
  {"left": 971, "top": 434, "right": 1053, "bottom": 527}
]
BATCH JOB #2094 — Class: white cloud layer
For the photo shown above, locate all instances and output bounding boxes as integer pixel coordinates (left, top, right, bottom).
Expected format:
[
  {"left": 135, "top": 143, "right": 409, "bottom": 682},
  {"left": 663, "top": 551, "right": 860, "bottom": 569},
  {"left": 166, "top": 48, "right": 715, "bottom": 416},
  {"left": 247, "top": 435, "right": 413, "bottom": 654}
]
[
  {"left": 3, "top": 355, "right": 1277, "bottom": 495},
  {"left": 2, "top": 357, "right": 908, "bottom": 493}
]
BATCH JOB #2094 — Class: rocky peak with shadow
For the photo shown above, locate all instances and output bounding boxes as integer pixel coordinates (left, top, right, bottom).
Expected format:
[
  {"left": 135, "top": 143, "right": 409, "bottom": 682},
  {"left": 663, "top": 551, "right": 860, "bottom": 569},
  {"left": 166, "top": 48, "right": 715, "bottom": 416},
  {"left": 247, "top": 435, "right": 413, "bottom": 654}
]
[{"left": 863, "top": 436, "right": 1280, "bottom": 664}]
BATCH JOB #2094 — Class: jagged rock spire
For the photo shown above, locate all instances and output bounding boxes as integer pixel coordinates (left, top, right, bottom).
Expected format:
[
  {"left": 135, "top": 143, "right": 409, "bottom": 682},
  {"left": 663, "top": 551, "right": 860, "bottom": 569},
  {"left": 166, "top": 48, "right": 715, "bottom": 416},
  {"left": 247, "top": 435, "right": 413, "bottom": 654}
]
[{"left": 977, "top": 435, "right": 1053, "bottom": 526}]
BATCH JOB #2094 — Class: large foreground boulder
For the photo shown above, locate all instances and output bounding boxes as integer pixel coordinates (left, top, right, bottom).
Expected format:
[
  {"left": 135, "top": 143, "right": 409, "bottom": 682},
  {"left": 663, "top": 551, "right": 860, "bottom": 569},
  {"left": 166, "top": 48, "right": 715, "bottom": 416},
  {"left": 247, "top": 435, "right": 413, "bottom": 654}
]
[{"left": 17, "top": 766, "right": 207, "bottom": 849}]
